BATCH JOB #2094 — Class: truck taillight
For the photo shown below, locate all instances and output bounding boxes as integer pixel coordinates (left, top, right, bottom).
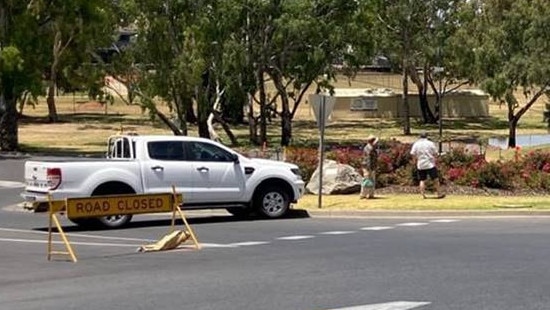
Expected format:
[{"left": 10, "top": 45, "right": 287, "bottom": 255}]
[{"left": 47, "top": 168, "right": 62, "bottom": 190}]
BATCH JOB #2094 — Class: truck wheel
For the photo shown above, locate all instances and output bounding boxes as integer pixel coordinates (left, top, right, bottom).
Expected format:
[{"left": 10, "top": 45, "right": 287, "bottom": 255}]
[
  {"left": 254, "top": 186, "right": 290, "bottom": 218},
  {"left": 97, "top": 214, "right": 133, "bottom": 228}
]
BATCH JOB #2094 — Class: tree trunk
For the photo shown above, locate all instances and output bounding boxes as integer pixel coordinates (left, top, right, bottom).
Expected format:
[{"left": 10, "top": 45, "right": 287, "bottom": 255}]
[
  {"left": 46, "top": 72, "right": 59, "bottom": 123},
  {"left": 197, "top": 115, "right": 209, "bottom": 139},
  {"left": 0, "top": 88, "right": 18, "bottom": 151},
  {"left": 402, "top": 62, "right": 411, "bottom": 135},
  {"left": 213, "top": 111, "right": 238, "bottom": 145},
  {"left": 279, "top": 89, "right": 292, "bottom": 146},
  {"left": 186, "top": 104, "right": 197, "bottom": 123},
  {"left": 281, "top": 108, "right": 292, "bottom": 146},
  {"left": 247, "top": 93, "right": 259, "bottom": 145},
  {"left": 197, "top": 82, "right": 211, "bottom": 139},
  {"left": 257, "top": 71, "right": 267, "bottom": 144},
  {"left": 505, "top": 87, "right": 546, "bottom": 149},
  {"left": 156, "top": 109, "right": 183, "bottom": 136},
  {"left": 408, "top": 65, "right": 436, "bottom": 124},
  {"left": 507, "top": 119, "right": 517, "bottom": 148}
]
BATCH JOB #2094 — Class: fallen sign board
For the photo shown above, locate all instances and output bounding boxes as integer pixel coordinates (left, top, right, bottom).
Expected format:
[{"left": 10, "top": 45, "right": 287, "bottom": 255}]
[
  {"left": 46, "top": 190, "right": 198, "bottom": 263},
  {"left": 66, "top": 193, "right": 182, "bottom": 219}
]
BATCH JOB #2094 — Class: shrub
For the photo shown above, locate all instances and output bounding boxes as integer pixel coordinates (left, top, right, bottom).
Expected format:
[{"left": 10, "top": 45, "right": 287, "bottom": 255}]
[
  {"left": 287, "top": 142, "right": 550, "bottom": 193},
  {"left": 522, "top": 150, "right": 550, "bottom": 171},
  {"left": 285, "top": 147, "right": 318, "bottom": 181},
  {"left": 476, "top": 161, "right": 515, "bottom": 189},
  {"left": 326, "top": 147, "right": 363, "bottom": 171}
]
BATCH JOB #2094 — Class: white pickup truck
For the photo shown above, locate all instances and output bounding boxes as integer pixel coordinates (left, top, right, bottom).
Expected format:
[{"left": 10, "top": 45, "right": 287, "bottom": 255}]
[{"left": 21, "top": 135, "right": 305, "bottom": 228}]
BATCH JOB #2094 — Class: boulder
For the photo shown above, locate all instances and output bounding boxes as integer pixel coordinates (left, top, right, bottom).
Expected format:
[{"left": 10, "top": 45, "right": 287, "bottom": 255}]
[{"left": 306, "top": 159, "right": 362, "bottom": 195}]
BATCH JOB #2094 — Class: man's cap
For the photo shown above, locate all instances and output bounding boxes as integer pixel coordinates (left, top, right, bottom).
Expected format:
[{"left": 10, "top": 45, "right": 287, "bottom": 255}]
[
  {"left": 366, "top": 135, "right": 377, "bottom": 141},
  {"left": 419, "top": 131, "right": 428, "bottom": 138}
]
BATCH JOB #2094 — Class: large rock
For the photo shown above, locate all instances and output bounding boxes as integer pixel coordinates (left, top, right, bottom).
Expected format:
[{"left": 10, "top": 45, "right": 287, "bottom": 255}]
[{"left": 306, "top": 160, "right": 362, "bottom": 195}]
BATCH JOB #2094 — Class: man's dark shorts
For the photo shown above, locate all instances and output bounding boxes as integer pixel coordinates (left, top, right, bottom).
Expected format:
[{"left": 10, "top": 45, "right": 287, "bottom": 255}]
[{"left": 417, "top": 167, "right": 438, "bottom": 181}]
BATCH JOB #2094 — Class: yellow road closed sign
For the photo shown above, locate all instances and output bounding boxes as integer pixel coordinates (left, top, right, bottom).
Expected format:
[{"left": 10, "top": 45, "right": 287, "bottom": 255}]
[{"left": 66, "top": 193, "right": 181, "bottom": 219}]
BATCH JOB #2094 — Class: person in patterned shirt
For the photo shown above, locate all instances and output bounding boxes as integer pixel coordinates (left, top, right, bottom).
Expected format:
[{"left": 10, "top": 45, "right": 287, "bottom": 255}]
[{"left": 360, "top": 135, "right": 379, "bottom": 199}]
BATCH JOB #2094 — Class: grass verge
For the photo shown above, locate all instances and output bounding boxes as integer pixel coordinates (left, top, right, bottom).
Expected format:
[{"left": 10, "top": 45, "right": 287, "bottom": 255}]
[{"left": 295, "top": 193, "right": 550, "bottom": 211}]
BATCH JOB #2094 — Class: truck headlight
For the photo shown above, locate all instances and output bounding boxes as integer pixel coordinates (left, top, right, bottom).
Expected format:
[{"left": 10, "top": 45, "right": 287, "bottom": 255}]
[{"left": 291, "top": 168, "right": 302, "bottom": 178}]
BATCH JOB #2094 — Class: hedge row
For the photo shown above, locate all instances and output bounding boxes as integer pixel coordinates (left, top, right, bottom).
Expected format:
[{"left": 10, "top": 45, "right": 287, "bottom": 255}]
[{"left": 285, "top": 141, "right": 550, "bottom": 191}]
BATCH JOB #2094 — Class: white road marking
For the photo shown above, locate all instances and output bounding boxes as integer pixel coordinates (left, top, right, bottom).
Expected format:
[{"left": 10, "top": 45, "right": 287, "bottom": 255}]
[
  {"left": 191, "top": 243, "right": 237, "bottom": 248},
  {"left": 319, "top": 231, "right": 356, "bottom": 235},
  {"left": 430, "top": 219, "right": 460, "bottom": 223},
  {"left": 0, "top": 180, "right": 25, "bottom": 188},
  {"left": 330, "top": 301, "right": 431, "bottom": 310},
  {"left": 227, "top": 241, "right": 270, "bottom": 247},
  {"left": 396, "top": 222, "right": 429, "bottom": 227},
  {"left": 360, "top": 226, "right": 394, "bottom": 231},
  {"left": 0, "top": 235, "right": 242, "bottom": 249},
  {"left": 276, "top": 235, "right": 315, "bottom": 240},
  {"left": 0, "top": 237, "right": 140, "bottom": 247},
  {"left": 0, "top": 227, "right": 155, "bottom": 242}
]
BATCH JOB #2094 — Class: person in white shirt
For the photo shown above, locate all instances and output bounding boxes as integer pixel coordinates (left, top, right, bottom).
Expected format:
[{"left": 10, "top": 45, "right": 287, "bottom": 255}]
[{"left": 410, "top": 131, "right": 445, "bottom": 199}]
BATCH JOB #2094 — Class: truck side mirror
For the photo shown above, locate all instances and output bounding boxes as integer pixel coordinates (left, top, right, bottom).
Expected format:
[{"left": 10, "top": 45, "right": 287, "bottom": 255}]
[{"left": 230, "top": 153, "right": 239, "bottom": 164}]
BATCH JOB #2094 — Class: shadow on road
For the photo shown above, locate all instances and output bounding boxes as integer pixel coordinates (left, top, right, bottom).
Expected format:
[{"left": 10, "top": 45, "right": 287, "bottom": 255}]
[{"left": 32, "top": 209, "right": 311, "bottom": 232}]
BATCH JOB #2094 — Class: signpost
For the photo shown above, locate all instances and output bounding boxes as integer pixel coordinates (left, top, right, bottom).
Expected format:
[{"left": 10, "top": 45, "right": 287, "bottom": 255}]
[{"left": 310, "top": 94, "right": 335, "bottom": 209}]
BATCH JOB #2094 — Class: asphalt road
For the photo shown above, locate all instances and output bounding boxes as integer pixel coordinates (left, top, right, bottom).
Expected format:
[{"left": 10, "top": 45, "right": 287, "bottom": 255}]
[{"left": 2, "top": 156, "right": 550, "bottom": 310}]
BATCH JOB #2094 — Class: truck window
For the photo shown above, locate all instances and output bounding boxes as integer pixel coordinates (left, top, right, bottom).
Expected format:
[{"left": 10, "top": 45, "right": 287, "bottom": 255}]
[
  {"left": 148, "top": 141, "right": 185, "bottom": 160},
  {"left": 185, "top": 142, "right": 233, "bottom": 162},
  {"left": 108, "top": 137, "right": 134, "bottom": 159}
]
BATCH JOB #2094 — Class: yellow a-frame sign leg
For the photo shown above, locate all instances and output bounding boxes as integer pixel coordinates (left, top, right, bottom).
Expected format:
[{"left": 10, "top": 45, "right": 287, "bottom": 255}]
[
  {"left": 47, "top": 195, "right": 78, "bottom": 263},
  {"left": 171, "top": 186, "right": 201, "bottom": 250}
]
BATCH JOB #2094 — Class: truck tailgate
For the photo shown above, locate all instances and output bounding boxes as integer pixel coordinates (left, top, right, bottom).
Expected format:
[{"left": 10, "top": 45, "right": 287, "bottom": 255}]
[{"left": 24, "top": 161, "right": 51, "bottom": 192}]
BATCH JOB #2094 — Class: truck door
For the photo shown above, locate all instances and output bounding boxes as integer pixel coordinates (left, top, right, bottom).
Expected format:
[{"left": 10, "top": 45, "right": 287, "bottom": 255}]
[
  {"left": 184, "top": 141, "right": 246, "bottom": 203},
  {"left": 140, "top": 141, "right": 197, "bottom": 203}
]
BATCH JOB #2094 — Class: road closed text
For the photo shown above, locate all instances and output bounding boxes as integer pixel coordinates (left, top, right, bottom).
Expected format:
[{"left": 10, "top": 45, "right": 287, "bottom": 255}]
[{"left": 66, "top": 194, "right": 176, "bottom": 218}]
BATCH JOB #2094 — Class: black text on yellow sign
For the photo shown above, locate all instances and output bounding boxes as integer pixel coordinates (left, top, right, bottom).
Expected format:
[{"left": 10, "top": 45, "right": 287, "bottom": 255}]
[{"left": 66, "top": 193, "right": 182, "bottom": 219}]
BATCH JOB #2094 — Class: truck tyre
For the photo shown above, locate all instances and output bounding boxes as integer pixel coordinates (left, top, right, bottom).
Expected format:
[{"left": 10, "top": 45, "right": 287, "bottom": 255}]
[
  {"left": 254, "top": 186, "right": 290, "bottom": 218},
  {"left": 97, "top": 214, "right": 133, "bottom": 228}
]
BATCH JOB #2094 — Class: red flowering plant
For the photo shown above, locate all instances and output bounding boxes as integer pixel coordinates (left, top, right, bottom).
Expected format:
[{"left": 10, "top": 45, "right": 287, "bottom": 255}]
[
  {"left": 516, "top": 150, "right": 550, "bottom": 190},
  {"left": 522, "top": 150, "right": 550, "bottom": 171},
  {"left": 438, "top": 147, "right": 487, "bottom": 186},
  {"left": 326, "top": 147, "right": 363, "bottom": 172},
  {"left": 285, "top": 147, "right": 319, "bottom": 181}
]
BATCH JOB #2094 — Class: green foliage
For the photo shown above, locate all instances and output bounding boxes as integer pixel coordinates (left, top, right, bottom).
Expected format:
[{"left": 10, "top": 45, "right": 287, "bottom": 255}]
[
  {"left": 0, "top": 46, "right": 23, "bottom": 73},
  {"left": 288, "top": 141, "right": 550, "bottom": 192}
]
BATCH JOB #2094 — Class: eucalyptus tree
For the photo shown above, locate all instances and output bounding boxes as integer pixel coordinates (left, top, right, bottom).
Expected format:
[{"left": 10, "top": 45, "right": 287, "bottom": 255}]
[
  {"left": 372, "top": 0, "right": 420, "bottom": 134},
  {"left": 261, "top": 0, "right": 372, "bottom": 146},
  {"left": 193, "top": 1, "right": 244, "bottom": 144},
  {"left": 27, "top": 0, "right": 117, "bottom": 123},
  {"left": 466, "top": 0, "right": 550, "bottom": 148},
  {"left": 372, "top": 0, "right": 471, "bottom": 129},
  {"left": 0, "top": 1, "right": 44, "bottom": 151},
  {"left": 120, "top": 0, "right": 207, "bottom": 136}
]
